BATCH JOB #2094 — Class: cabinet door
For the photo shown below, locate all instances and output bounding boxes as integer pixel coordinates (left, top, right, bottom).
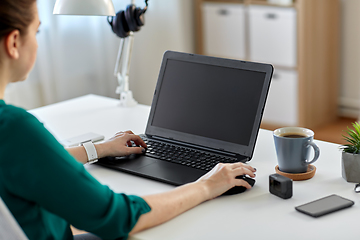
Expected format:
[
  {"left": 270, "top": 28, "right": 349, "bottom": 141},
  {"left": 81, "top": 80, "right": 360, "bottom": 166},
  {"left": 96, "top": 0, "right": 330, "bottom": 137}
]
[
  {"left": 202, "top": 3, "right": 246, "bottom": 59},
  {"left": 249, "top": 6, "right": 297, "bottom": 67},
  {"left": 262, "top": 69, "right": 298, "bottom": 126}
]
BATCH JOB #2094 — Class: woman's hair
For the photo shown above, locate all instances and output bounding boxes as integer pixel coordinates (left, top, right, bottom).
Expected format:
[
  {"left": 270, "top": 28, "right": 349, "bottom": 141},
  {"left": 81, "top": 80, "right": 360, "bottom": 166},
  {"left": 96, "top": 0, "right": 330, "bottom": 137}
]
[{"left": 0, "top": 0, "right": 36, "bottom": 39}]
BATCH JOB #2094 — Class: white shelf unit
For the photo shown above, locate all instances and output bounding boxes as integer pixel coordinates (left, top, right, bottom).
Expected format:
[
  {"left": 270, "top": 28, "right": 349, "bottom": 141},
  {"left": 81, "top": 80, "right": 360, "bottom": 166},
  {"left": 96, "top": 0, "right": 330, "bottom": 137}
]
[{"left": 196, "top": 0, "right": 340, "bottom": 129}]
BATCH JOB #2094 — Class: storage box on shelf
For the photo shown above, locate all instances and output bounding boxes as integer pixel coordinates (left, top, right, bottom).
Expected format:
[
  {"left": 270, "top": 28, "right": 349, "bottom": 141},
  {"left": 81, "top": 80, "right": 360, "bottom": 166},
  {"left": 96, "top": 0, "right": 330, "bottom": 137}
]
[
  {"left": 195, "top": 0, "right": 339, "bottom": 129},
  {"left": 248, "top": 5, "right": 297, "bottom": 68},
  {"left": 203, "top": 3, "right": 246, "bottom": 59}
]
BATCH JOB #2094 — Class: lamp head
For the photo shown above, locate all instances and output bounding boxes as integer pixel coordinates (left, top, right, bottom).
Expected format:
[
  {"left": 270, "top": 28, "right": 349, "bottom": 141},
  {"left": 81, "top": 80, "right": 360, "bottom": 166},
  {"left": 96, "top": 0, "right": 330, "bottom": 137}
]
[{"left": 53, "top": 0, "right": 116, "bottom": 16}]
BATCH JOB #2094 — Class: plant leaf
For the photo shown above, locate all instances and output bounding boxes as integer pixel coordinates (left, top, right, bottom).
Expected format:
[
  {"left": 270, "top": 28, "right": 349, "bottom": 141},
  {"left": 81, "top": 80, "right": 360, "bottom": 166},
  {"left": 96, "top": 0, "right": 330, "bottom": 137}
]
[{"left": 341, "top": 122, "right": 360, "bottom": 153}]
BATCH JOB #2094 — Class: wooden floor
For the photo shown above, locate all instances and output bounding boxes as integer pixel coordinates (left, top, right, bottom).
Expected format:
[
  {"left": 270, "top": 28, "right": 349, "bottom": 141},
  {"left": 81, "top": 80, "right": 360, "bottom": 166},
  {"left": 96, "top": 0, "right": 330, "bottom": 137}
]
[{"left": 261, "top": 117, "right": 358, "bottom": 145}]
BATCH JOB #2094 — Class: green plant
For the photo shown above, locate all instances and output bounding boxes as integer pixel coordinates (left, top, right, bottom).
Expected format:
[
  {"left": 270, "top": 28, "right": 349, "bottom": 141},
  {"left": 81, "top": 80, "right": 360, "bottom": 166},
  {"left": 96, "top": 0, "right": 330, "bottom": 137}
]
[{"left": 342, "top": 122, "right": 360, "bottom": 154}]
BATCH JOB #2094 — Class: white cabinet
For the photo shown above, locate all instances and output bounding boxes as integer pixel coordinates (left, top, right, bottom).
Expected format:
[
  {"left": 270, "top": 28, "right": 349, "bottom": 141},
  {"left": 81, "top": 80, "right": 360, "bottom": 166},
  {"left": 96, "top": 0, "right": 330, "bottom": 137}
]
[
  {"left": 263, "top": 70, "right": 298, "bottom": 126},
  {"left": 202, "top": 3, "right": 246, "bottom": 59},
  {"left": 248, "top": 6, "right": 297, "bottom": 67},
  {"left": 197, "top": 0, "right": 339, "bottom": 129},
  {"left": 202, "top": 3, "right": 298, "bottom": 126}
]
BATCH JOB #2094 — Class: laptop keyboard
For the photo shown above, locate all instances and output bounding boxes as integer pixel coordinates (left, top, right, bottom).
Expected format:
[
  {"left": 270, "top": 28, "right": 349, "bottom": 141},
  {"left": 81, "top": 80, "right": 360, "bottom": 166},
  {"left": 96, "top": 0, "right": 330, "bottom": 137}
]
[{"left": 142, "top": 138, "right": 238, "bottom": 171}]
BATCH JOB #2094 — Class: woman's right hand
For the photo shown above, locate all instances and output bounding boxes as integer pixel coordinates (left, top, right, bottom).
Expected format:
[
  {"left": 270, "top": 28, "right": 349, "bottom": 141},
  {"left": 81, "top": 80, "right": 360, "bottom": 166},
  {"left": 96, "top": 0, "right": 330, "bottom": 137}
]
[
  {"left": 196, "top": 162, "right": 256, "bottom": 200},
  {"left": 131, "top": 162, "right": 256, "bottom": 234}
]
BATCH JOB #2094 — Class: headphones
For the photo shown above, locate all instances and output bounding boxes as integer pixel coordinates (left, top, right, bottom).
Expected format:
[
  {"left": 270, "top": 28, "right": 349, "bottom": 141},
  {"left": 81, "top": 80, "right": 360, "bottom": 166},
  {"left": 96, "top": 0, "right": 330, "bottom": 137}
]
[{"left": 108, "top": 0, "right": 149, "bottom": 38}]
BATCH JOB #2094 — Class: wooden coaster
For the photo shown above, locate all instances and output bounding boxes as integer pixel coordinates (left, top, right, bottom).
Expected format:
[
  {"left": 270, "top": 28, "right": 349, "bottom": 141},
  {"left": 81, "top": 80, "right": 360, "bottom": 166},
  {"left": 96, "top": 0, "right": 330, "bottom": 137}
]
[{"left": 275, "top": 165, "right": 316, "bottom": 181}]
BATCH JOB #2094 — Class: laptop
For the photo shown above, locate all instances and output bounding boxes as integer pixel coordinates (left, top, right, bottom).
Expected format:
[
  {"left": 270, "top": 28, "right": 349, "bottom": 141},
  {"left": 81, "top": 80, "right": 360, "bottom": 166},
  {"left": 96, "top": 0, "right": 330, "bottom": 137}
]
[{"left": 97, "top": 51, "right": 273, "bottom": 186}]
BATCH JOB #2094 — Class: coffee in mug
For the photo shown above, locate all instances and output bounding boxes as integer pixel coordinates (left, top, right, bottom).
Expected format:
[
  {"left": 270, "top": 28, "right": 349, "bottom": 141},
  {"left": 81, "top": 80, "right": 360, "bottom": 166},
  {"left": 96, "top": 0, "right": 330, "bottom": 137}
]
[
  {"left": 273, "top": 127, "right": 320, "bottom": 173},
  {"left": 279, "top": 133, "right": 307, "bottom": 138}
]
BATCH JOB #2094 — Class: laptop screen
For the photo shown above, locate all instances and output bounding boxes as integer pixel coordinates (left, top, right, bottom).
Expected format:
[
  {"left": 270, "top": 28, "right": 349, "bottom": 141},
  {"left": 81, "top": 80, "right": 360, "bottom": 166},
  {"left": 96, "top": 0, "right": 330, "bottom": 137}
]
[
  {"left": 151, "top": 59, "right": 266, "bottom": 146},
  {"left": 146, "top": 51, "right": 273, "bottom": 159}
]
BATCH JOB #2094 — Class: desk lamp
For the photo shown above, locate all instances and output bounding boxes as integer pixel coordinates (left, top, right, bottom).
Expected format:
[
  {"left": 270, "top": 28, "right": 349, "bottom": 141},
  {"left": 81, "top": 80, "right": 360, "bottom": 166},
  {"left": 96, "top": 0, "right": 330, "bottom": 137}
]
[
  {"left": 53, "top": 0, "right": 116, "bottom": 16},
  {"left": 53, "top": 0, "right": 149, "bottom": 107}
]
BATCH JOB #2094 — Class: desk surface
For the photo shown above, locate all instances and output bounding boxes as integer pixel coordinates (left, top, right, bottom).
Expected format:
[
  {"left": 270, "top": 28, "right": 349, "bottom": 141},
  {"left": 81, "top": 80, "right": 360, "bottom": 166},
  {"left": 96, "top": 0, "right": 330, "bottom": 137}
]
[{"left": 30, "top": 94, "right": 359, "bottom": 240}]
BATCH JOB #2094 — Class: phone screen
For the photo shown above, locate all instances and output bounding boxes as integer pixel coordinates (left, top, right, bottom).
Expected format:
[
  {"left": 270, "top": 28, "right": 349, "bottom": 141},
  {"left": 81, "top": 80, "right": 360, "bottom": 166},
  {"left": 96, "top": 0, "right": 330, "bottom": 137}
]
[{"left": 295, "top": 194, "right": 354, "bottom": 217}]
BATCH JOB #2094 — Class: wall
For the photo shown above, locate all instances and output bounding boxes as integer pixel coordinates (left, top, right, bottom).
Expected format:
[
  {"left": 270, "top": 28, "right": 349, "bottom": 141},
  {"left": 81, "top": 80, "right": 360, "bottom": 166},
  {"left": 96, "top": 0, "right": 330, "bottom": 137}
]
[
  {"left": 129, "top": 0, "right": 360, "bottom": 118},
  {"left": 339, "top": 0, "right": 360, "bottom": 118},
  {"left": 115, "top": 0, "right": 195, "bottom": 105},
  {"left": 4, "top": 0, "right": 195, "bottom": 109},
  {"left": 11, "top": 0, "right": 358, "bottom": 116}
]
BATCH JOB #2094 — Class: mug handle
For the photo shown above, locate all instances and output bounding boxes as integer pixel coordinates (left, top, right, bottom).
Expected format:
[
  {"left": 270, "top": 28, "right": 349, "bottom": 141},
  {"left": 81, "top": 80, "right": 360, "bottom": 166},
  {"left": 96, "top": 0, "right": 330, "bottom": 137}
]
[{"left": 305, "top": 141, "right": 320, "bottom": 164}]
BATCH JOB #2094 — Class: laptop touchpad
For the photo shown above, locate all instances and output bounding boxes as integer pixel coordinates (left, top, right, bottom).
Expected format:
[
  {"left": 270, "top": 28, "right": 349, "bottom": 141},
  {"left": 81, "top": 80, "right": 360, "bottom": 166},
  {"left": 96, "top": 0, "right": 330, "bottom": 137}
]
[
  {"left": 100, "top": 156, "right": 155, "bottom": 170},
  {"left": 137, "top": 160, "right": 204, "bottom": 185}
]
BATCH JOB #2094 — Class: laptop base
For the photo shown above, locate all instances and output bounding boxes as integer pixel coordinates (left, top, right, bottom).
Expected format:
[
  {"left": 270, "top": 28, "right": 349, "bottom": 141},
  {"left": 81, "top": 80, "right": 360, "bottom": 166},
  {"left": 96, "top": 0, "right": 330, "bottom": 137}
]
[{"left": 96, "top": 155, "right": 206, "bottom": 186}]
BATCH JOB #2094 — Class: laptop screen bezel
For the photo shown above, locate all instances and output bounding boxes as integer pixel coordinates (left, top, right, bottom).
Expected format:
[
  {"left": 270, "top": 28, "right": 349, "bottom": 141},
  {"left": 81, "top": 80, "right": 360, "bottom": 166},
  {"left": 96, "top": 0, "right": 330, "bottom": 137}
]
[{"left": 145, "top": 51, "right": 273, "bottom": 159}]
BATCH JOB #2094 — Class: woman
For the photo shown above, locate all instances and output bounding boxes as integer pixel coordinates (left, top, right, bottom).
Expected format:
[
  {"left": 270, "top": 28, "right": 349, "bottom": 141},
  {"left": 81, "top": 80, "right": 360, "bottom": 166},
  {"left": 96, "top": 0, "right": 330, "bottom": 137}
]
[{"left": 0, "top": 1, "right": 256, "bottom": 239}]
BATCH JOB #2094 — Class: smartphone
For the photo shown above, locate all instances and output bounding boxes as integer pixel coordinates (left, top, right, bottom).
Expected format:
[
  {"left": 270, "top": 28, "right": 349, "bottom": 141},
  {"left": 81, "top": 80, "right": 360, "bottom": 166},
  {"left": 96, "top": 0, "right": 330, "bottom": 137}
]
[
  {"left": 295, "top": 194, "right": 354, "bottom": 218},
  {"left": 60, "top": 132, "right": 105, "bottom": 147}
]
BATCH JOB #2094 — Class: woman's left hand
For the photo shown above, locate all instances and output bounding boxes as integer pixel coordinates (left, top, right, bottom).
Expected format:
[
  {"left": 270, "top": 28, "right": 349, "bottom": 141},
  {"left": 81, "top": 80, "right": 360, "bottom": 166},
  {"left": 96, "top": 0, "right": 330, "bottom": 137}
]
[{"left": 96, "top": 130, "right": 147, "bottom": 158}]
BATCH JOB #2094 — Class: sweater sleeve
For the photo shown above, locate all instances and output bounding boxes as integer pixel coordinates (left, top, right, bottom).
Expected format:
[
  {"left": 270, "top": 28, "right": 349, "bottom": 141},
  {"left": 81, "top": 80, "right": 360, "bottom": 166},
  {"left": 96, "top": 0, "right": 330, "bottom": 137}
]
[{"left": 1, "top": 109, "right": 151, "bottom": 239}]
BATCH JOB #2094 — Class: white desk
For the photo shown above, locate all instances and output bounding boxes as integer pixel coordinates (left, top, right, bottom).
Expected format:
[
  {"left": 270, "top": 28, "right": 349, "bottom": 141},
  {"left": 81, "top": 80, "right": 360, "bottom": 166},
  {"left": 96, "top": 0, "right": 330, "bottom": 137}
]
[{"left": 29, "top": 94, "right": 359, "bottom": 240}]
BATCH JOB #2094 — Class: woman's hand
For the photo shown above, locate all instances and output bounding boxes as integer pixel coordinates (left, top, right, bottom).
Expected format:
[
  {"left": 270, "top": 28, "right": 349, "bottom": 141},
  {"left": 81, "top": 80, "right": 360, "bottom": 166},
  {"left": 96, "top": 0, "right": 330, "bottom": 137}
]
[
  {"left": 197, "top": 162, "right": 256, "bottom": 200},
  {"left": 66, "top": 130, "right": 147, "bottom": 164},
  {"left": 95, "top": 130, "right": 147, "bottom": 158},
  {"left": 131, "top": 162, "right": 256, "bottom": 234}
]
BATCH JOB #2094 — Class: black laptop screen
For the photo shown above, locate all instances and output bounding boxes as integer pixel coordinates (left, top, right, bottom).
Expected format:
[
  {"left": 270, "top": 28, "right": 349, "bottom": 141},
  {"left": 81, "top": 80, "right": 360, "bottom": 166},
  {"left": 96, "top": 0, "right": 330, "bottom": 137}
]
[{"left": 150, "top": 59, "right": 266, "bottom": 146}]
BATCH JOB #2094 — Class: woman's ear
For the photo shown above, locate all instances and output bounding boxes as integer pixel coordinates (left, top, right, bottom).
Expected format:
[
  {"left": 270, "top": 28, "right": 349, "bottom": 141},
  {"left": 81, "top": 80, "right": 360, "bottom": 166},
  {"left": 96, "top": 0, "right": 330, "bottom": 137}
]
[{"left": 4, "top": 30, "right": 20, "bottom": 59}]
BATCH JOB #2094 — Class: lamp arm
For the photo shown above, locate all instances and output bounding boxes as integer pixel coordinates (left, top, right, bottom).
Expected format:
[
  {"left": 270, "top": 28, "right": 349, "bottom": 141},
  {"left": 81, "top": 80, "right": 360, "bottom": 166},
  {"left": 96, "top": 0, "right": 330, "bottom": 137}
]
[
  {"left": 125, "top": 33, "right": 135, "bottom": 91},
  {"left": 114, "top": 33, "right": 134, "bottom": 93},
  {"left": 114, "top": 38, "right": 125, "bottom": 93},
  {"left": 114, "top": 32, "right": 137, "bottom": 107}
]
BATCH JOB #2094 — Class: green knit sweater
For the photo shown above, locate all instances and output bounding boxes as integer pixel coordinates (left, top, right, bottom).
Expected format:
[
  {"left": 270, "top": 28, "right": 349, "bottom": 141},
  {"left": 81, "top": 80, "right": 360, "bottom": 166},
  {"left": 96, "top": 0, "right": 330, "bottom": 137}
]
[{"left": 0, "top": 100, "right": 151, "bottom": 240}]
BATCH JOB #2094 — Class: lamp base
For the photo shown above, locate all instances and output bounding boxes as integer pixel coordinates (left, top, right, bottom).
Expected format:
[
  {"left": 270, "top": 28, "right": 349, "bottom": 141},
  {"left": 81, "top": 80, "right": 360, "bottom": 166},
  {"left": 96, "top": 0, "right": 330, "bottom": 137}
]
[{"left": 118, "top": 91, "right": 138, "bottom": 107}]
